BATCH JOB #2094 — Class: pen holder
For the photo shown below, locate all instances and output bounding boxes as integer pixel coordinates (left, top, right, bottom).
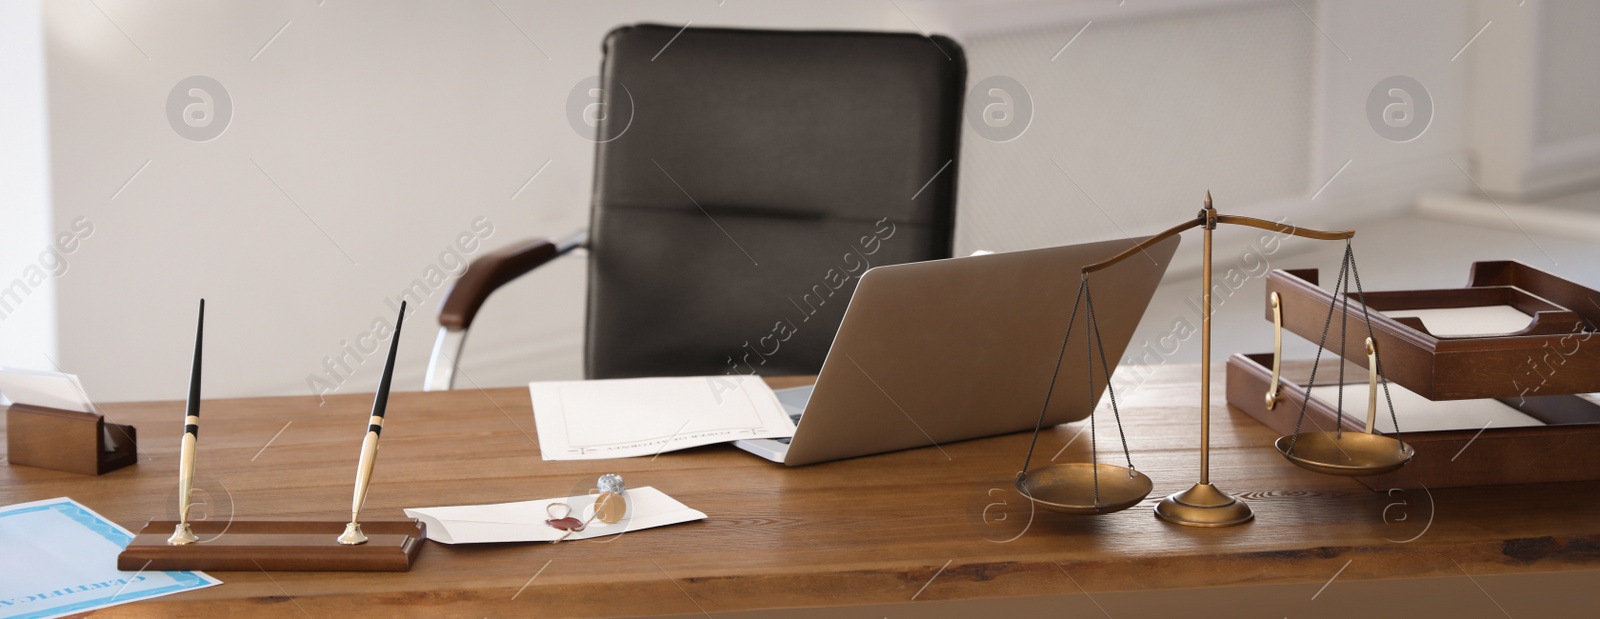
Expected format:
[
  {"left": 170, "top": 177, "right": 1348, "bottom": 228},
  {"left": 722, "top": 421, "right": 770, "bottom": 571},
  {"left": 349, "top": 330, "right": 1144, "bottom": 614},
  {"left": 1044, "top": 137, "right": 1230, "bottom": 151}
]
[
  {"left": 119, "top": 519, "right": 426, "bottom": 571},
  {"left": 5, "top": 404, "right": 138, "bottom": 475}
]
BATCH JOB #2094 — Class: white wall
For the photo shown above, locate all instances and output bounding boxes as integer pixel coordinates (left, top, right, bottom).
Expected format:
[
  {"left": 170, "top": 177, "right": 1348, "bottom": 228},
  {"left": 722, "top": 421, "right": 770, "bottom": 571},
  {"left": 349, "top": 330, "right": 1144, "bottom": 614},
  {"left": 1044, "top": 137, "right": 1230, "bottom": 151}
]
[
  {"left": 41, "top": 0, "right": 901, "bottom": 402},
  {"left": 903, "top": 0, "right": 1488, "bottom": 375},
  {"left": 0, "top": 0, "right": 57, "bottom": 371},
  {"left": 912, "top": 0, "right": 1472, "bottom": 274},
  {"left": 1538, "top": 1, "right": 1600, "bottom": 145},
  {"left": 16, "top": 0, "right": 1585, "bottom": 402},
  {"left": 1467, "top": 0, "right": 1600, "bottom": 199},
  {"left": 941, "top": 0, "right": 1316, "bottom": 254}
]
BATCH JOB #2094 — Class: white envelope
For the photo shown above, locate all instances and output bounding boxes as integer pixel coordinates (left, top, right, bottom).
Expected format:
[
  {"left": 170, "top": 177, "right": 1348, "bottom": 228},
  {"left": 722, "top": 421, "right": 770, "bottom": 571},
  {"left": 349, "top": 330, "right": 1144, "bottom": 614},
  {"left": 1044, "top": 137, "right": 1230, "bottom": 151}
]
[{"left": 402, "top": 486, "right": 705, "bottom": 544}]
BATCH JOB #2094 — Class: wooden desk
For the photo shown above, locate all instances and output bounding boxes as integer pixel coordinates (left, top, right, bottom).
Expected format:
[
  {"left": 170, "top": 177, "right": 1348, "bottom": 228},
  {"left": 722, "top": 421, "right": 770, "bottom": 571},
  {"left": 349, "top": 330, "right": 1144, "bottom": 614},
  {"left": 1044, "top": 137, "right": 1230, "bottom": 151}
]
[{"left": 3, "top": 366, "right": 1598, "bottom": 617}]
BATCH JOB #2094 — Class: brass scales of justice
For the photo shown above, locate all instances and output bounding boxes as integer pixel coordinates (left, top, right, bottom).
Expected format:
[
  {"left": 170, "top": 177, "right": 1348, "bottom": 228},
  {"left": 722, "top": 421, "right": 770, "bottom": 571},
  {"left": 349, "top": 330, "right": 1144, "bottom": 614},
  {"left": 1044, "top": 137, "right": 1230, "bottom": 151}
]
[{"left": 1015, "top": 192, "right": 1416, "bottom": 527}]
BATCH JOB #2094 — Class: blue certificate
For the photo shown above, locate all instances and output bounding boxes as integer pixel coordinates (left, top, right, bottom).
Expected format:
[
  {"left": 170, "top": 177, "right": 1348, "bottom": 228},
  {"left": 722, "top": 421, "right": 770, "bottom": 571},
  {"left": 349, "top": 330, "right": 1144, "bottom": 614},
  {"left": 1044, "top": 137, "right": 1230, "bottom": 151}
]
[{"left": 0, "top": 497, "right": 220, "bottom": 619}]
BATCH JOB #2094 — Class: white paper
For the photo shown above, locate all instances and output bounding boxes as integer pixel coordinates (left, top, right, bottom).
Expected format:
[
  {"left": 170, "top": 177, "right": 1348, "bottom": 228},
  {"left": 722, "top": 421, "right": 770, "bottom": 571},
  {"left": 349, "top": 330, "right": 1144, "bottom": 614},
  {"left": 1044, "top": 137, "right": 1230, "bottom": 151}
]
[
  {"left": 0, "top": 497, "right": 220, "bottom": 619},
  {"left": 403, "top": 486, "right": 705, "bottom": 544},
  {"left": 1305, "top": 382, "right": 1544, "bottom": 433},
  {"left": 0, "top": 368, "right": 119, "bottom": 451},
  {"left": 0, "top": 368, "right": 97, "bottom": 413},
  {"left": 529, "top": 375, "right": 795, "bottom": 461},
  {"left": 1382, "top": 305, "right": 1533, "bottom": 338}
]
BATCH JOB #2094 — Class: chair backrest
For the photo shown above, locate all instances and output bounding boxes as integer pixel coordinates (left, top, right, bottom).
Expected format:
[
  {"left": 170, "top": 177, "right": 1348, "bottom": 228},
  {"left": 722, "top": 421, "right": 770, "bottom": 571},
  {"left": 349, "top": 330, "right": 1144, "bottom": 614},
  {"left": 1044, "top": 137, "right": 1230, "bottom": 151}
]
[{"left": 585, "top": 25, "right": 965, "bottom": 379}]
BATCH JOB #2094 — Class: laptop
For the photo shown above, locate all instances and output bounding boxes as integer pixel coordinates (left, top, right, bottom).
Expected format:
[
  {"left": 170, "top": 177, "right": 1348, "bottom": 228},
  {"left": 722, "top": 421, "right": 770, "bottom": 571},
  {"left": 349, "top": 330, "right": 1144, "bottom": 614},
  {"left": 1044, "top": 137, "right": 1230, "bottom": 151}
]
[{"left": 734, "top": 235, "right": 1179, "bottom": 465}]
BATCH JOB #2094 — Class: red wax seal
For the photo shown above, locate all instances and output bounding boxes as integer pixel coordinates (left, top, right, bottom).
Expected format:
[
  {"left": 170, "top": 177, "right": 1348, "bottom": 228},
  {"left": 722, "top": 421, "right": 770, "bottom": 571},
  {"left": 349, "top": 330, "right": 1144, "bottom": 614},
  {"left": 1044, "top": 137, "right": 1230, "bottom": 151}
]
[{"left": 545, "top": 517, "right": 585, "bottom": 531}]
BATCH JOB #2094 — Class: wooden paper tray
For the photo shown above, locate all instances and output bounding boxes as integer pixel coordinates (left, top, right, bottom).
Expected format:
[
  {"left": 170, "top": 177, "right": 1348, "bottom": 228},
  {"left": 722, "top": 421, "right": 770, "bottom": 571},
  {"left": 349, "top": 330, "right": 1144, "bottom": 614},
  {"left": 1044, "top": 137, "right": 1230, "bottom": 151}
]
[
  {"left": 1226, "top": 352, "right": 1600, "bottom": 490},
  {"left": 1266, "top": 261, "right": 1600, "bottom": 400},
  {"left": 118, "top": 519, "right": 425, "bottom": 572}
]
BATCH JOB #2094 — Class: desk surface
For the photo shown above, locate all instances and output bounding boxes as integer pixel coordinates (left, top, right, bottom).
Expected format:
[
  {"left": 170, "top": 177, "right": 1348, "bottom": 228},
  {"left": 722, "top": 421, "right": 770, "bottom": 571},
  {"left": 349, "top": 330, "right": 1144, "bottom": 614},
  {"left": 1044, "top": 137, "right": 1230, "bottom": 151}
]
[{"left": 3, "top": 366, "right": 1598, "bottom": 617}]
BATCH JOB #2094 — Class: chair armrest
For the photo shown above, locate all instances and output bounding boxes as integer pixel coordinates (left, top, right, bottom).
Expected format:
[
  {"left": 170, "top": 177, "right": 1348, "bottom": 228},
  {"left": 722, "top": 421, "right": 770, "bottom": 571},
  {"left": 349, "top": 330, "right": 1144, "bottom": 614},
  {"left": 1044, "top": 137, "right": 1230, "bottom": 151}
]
[{"left": 438, "top": 229, "right": 587, "bottom": 330}]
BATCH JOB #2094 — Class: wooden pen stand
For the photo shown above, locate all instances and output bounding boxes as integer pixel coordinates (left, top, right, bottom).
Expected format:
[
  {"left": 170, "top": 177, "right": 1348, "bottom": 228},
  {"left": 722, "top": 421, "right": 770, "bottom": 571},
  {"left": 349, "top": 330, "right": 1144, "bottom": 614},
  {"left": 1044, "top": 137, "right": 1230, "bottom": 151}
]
[
  {"left": 119, "top": 519, "right": 426, "bottom": 572},
  {"left": 5, "top": 404, "right": 137, "bottom": 475}
]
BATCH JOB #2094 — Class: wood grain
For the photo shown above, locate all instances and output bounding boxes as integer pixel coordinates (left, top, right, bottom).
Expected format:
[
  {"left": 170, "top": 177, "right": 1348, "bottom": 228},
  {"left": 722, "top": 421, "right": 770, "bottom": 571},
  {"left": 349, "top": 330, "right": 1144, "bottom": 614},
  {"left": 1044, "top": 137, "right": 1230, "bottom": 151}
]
[{"left": 4, "top": 367, "right": 1599, "bottom": 618}]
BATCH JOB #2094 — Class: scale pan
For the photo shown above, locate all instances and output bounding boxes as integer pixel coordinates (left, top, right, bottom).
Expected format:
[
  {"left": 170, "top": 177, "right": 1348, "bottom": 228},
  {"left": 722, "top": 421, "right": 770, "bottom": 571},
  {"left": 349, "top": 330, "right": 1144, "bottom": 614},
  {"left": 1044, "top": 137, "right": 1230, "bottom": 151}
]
[
  {"left": 1275, "top": 432, "right": 1414, "bottom": 477},
  {"left": 1016, "top": 463, "right": 1153, "bottom": 515}
]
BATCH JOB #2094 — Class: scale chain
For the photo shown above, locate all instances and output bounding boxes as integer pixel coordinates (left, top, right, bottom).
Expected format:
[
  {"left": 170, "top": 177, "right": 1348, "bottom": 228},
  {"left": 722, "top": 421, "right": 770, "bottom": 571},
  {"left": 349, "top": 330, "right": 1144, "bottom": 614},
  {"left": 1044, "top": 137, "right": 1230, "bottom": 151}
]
[
  {"left": 1344, "top": 244, "right": 1405, "bottom": 448},
  {"left": 1086, "top": 285, "right": 1100, "bottom": 505},
  {"left": 1287, "top": 248, "right": 1353, "bottom": 456},
  {"left": 1335, "top": 245, "right": 1351, "bottom": 439},
  {"left": 1085, "top": 285, "right": 1137, "bottom": 473},
  {"left": 1019, "top": 278, "right": 1089, "bottom": 479}
]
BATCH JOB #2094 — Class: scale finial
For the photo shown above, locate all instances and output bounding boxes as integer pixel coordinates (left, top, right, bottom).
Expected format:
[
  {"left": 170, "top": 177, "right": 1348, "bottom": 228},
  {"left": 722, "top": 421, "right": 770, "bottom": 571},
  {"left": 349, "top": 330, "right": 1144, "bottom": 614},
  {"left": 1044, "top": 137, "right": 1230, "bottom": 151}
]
[{"left": 1204, "top": 190, "right": 1213, "bottom": 210}]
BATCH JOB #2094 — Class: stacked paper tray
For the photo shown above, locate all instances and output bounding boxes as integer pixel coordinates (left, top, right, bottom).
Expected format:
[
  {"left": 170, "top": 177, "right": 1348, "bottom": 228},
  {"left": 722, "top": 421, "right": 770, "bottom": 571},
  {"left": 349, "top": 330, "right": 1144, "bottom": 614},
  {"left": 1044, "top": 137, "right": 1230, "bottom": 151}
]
[
  {"left": 1266, "top": 261, "right": 1600, "bottom": 401},
  {"left": 1227, "top": 353, "right": 1600, "bottom": 490}
]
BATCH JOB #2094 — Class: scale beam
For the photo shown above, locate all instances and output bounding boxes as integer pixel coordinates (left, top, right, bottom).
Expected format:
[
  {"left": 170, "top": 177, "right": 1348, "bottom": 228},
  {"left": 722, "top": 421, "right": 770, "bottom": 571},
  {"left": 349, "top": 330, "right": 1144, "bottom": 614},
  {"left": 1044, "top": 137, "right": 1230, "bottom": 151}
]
[{"left": 1080, "top": 193, "right": 1354, "bottom": 275}]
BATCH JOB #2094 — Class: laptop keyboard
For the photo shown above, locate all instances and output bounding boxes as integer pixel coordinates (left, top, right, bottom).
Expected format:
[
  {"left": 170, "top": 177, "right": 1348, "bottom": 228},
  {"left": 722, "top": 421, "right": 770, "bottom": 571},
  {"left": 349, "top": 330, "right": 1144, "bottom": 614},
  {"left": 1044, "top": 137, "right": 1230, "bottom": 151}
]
[
  {"left": 768, "top": 386, "right": 813, "bottom": 447},
  {"left": 772, "top": 412, "right": 803, "bottom": 444}
]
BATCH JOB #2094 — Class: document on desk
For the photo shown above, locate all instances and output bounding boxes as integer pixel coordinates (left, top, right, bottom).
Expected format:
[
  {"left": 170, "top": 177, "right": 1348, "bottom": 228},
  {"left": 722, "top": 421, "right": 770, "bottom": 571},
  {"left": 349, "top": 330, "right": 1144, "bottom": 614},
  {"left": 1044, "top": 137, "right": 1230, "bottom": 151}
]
[
  {"left": 0, "top": 497, "right": 220, "bottom": 619},
  {"left": 404, "top": 486, "right": 706, "bottom": 544},
  {"left": 529, "top": 375, "right": 795, "bottom": 460}
]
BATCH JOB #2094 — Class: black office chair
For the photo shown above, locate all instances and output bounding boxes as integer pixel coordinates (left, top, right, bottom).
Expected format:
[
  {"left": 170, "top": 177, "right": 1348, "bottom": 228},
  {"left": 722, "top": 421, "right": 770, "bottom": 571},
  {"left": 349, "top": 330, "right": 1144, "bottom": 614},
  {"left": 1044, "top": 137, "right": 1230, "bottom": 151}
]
[{"left": 425, "top": 24, "right": 965, "bottom": 390}]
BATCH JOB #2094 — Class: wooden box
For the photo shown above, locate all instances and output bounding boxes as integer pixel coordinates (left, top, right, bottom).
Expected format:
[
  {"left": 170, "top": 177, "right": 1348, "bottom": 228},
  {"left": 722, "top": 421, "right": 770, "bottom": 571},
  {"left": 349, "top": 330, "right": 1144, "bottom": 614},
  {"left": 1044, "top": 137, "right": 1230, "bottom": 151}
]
[
  {"left": 1226, "top": 353, "right": 1600, "bottom": 490},
  {"left": 5, "top": 404, "right": 137, "bottom": 475}
]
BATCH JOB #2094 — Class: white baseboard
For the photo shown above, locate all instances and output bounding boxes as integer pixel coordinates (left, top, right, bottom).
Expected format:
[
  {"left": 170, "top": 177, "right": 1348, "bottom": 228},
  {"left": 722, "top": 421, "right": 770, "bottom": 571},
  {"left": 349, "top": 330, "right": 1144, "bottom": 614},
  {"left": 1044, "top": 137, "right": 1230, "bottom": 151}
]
[
  {"left": 1416, "top": 191, "right": 1600, "bottom": 243},
  {"left": 1525, "top": 134, "right": 1600, "bottom": 201},
  {"left": 1158, "top": 154, "right": 1463, "bottom": 280},
  {"left": 903, "top": 0, "right": 1276, "bottom": 37}
]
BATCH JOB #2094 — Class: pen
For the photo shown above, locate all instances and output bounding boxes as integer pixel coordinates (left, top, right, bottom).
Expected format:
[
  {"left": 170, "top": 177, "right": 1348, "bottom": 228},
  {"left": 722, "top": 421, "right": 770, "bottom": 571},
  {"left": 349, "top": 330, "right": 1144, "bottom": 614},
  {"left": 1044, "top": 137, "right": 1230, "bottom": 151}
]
[
  {"left": 338, "top": 300, "right": 405, "bottom": 545},
  {"left": 169, "top": 299, "right": 204, "bottom": 545}
]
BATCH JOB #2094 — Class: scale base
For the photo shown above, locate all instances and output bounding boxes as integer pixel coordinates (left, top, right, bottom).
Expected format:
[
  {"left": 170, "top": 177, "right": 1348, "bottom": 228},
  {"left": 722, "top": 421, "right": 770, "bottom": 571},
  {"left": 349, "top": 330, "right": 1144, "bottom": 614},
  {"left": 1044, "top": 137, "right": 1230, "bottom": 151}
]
[{"left": 1153, "top": 483, "right": 1254, "bottom": 527}]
